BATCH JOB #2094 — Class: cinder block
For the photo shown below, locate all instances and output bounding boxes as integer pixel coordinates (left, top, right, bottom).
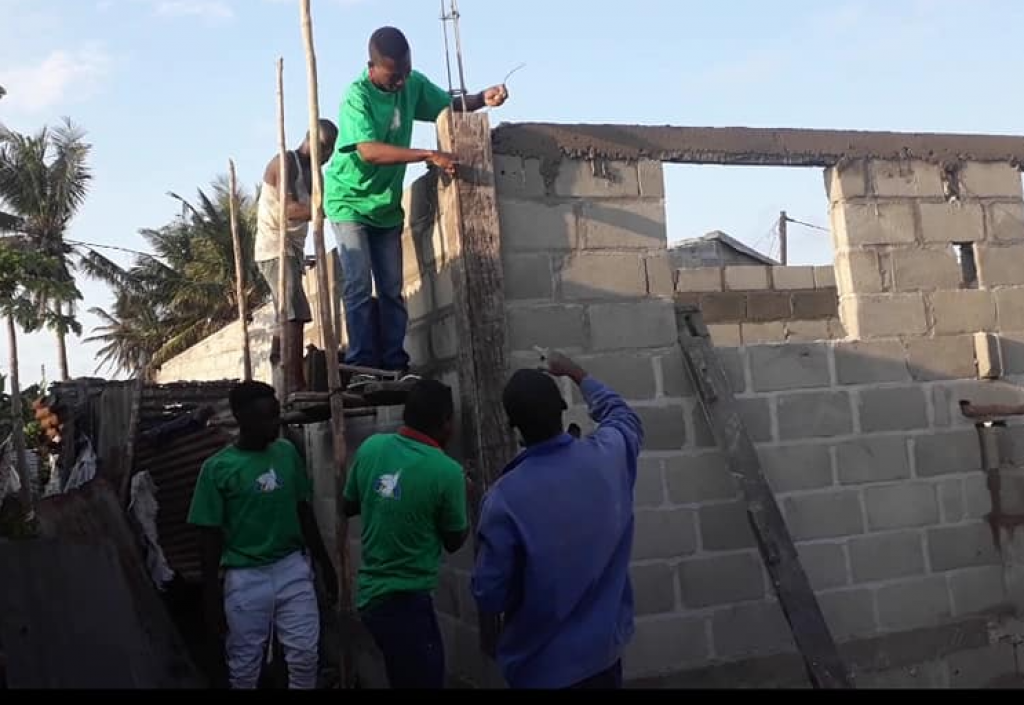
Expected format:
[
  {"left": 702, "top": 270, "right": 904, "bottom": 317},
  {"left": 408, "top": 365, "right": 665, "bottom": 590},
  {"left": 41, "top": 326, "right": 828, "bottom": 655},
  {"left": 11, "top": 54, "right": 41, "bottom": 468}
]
[
  {"left": 498, "top": 199, "right": 577, "bottom": 251},
  {"left": 834, "top": 340, "right": 910, "bottom": 385},
  {"left": 841, "top": 294, "right": 928, "bottom": 339},
  {"left": 855, "top": 662, "right": 948, "bottom": 689},
  {"left": 714, "top": 347, "right": 747, "bottom": 394},
  {"left": 560, "top": 252, "right": 648, "bottom": 301},
  {"left": 919, "top": 202, "right": 985, "bottom": 243},
  {"left": 929, "top": 290, "right": 997, "bottom": 337},
  {"left": 834, "top": 247, "right": 883, "bottom": 295},
  {"left": 772, "top": 266, "right": 815, "bottom": 290},
  {"left": 828, "top": 317, "right": 847, "bottom": 340},
  {"left": 434, "top": 269, "right": 455, "bottom": 308},
  {"left": 783, "top": 491, "right": 865, "bottom": 540},
  {"left": 818, "top": 589, "right": 877, "bottom": 641},
  {"left": 623, "top": 616, "right": 709, "bottom": 679},
  {"left": 589, "top": 300, "right": 676, "bottom": 351},
  {"left": 760, "top": 443, "right": 833, "bottom": 493},
  {"left": 737, "top": 397, "right": 773, "bottom": 444},
  {"left": 906, "top": 336, "right": 978, "bottom": 382},
  {"left": 633, "top": 508, "right": 698, "bottom": 560},
  {"left": 964, "top": 472, "right": 992, "bottom": 520},
  {"left": 553, "top": 159, "right": 640, "bottom": 198},
  {"left": 940, "top": 479, "right": 965, "bottom": 523},
  {"left": 494, "top": 155, "right": 545, "bottom": 198},
  {"left": 676, "top": 267, "right": 723, "bottom": 293},
  {"left": 572, "top": 352, "right": 657, "bottom": 400},
  {"left": 707, "top": 324, "right": 742, "bottom": 348},
  {"left": 665, "top": 452, "right": 738, "bottom": 505},
  {"left": 891, "top": 247, "right": 963, "bottom": 291},
  {"left": 975, "top": 332, "right": 1003, "bottom": 379},
  {"left": 977, "top": 245, "right": 1024, "bottom": 288},
  {"left": 876, "top": 576, "right": 952, "bottom": 631},
  {"left": 960, "top": 162, "right": 1024, "bottom": 199},
  {"left": 742, "top": 322, "right": 787, "bottom": 344},
  {"left": 699, "top": 501, "right": 756, "bottom": 551},
  {"left": 786, "top": 320, "right": 831, "bottom": 342},
  {"left": 580, "top": 200, "right": 667, "bottom": 250},
  {"left": 635, "top": 405, "right": 686, "bottom": 450},
  {"left": 947, "top": 642, "right": 1020, "bottom": 688},
  {"left": 865, "top": 483, "right": 940, "bottom": 531},
  {"left": 658, "top": 349, "right": 694, "bottom": 398},
  {"left": 637, "top": 160, "right": 665, "bottom": 199},
  {"left": 503, "top": 253, "right": 554, "bottom": 301},
  {"left": 746, "top": 292, "right": 792, "bottom": 322},
  {"left": 870, "top": 159, "right": 945, "bottom": 198},
  {"left": 986, "top": 202, "right": 1024, "bottom": 243},
  {"left": 725, "top": 266, "right": 770, "bottom": 291},
  {"left": 837, "top": 436, "right": 911, "bottom": 485},
  {"left": 996, "top": 332, "right": 1024, "bottom": 374},
  {"left": 944, "top": 379, "right": 1024, "bottom": 410},
  {"left": 849, "top": 531, "right": 926, "bottom": 583},
  {"left": 858, "top": 387, "right": 929, "bottom": 433},
  {"left": 701, "top": 291, "right": 747, "bottom": 321},
  {"left": 430, "top": 316, "right": 459, "bottom": 361},
  {"left": 749, "top": 343, "right": 830, "bottom": 393},
  {"left": 825, "top": 160, "right": 868, "bottom": 202},
  {"left": 679, "top": 552, "right": 764, "bottom": 608},
  {"left": 927, "top": 522, "right": 1001, "bottom": 571},
  {"left": 630, "top": 562, "right": 677, "bottom": 616},
  {"left": 712, "top": 601, "right": 796, "bottom": 660},
  {"left": 949, "top": 566, "right": 1007, "bottom": 617},
  {"left": 791, "top": 290, "right": 839, "bottom": 319},
  {"left": 833, "top": 201, "right": 917, "bottom": 247},
  {"left": 914, "top": 431, "right": 982, "bottom": 478},
  {"left": 814, "top": 266, "right": 837, "bottom": 289},
  {"left": 777, "top": 391, "right": 853, "bottom": 440},
  {"left": 635, "top": 457, "right": 665, "bottom": 508},
  {"left": 508, "top": 305, "right": 586, "bottom": 351},
  {"left": 645, "top": 254, "right": 676, "bottom": 297},
  {"left": 797, "top": 541, "right": 850, "bottom": 590}
]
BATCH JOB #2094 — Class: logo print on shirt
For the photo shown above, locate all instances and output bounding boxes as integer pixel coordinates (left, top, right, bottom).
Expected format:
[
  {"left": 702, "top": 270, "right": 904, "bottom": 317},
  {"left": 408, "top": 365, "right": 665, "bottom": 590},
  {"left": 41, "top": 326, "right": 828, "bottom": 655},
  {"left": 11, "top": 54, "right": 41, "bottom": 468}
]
[
  {"left": 390, "top": 108, "right": 401, "bottom": 132},
  {"left": 255, "top": 468, "right": 282, "bottom": 493},
  {"left": 374, "top": 471, "right": 402, "bottom": 500}
]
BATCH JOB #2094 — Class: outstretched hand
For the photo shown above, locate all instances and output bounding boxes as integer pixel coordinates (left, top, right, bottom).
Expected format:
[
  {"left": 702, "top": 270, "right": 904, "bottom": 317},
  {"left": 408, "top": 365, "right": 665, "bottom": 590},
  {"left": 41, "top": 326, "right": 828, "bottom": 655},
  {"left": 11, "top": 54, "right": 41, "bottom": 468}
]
[
  {"left": 536, "top": 348, "right": 587, "bottom": 384},
  {"left": 483, "top": 84, "right": 509, "bottom": 108}
]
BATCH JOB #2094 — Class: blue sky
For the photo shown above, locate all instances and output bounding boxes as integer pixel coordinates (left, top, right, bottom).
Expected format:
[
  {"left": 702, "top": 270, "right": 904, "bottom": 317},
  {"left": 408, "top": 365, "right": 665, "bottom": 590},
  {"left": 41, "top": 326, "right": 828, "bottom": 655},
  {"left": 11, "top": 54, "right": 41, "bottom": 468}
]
[{"left": 2, "top": 0, "right": 1023, "bottom": 382}]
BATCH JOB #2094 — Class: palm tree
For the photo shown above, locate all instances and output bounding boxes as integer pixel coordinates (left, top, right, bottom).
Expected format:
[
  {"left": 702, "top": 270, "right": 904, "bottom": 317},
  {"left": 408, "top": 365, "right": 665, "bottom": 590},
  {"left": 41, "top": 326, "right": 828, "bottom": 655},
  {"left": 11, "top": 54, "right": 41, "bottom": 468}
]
[
  {"left": 0, "top": 119, "right": 92, "bottom": 381},
  {"left": 80, "top": 177, "right": 269, "bottom": 377}
]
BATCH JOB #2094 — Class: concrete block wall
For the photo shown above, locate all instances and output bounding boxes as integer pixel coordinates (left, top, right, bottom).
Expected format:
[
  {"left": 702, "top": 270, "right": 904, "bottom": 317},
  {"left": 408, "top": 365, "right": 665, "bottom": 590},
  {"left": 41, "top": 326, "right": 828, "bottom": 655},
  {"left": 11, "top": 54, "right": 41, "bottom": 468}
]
[{"left": 675, "top": 264, "right": 844, "bottom": 346}]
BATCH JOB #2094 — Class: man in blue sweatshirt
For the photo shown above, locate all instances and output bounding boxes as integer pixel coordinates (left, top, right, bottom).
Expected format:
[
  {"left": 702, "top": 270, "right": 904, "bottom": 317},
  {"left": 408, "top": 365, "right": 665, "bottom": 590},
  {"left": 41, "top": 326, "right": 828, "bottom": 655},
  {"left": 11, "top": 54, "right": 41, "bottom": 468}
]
[{"left": 471, "top": 351, "right": 644, "bottom": 689}]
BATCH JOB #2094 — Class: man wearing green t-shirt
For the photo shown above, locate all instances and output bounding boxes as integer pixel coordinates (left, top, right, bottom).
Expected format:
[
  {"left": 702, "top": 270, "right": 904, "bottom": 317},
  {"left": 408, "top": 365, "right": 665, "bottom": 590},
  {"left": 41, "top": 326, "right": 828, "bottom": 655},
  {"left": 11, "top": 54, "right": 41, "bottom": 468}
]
[
  {"left": 324, "top": 26, "right": 509, "bottom": 386},
  {"left": 342, "top": 379, "right": 469, "bottom": 688},
  {"left": 187, "top": 381, "right": 336, "bottom": 689}
]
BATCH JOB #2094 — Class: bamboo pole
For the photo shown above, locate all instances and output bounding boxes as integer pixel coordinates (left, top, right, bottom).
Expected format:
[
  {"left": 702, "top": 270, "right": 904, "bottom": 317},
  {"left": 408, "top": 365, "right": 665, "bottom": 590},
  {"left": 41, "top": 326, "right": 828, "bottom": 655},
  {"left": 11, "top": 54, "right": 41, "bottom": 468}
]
[
  {"left": 299, "top": 0, "right": 354, "bottom": 689},
  {"left": 276, "top": 57, "right": 294, "bottom": 400},
  {"left": 229, "top": 159, "right": 253, "bottom": 382}
]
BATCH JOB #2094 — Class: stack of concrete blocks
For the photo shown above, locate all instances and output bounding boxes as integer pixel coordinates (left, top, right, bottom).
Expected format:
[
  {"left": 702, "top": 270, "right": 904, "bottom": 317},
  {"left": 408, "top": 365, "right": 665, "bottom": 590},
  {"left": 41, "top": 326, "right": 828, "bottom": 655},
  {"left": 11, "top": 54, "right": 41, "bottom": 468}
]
[
  {"left": 675, "top": 264, "right": 844, "bottom": 346},
  {"left": 474, "top": 141, "right": 1024, "bottom": 688}
]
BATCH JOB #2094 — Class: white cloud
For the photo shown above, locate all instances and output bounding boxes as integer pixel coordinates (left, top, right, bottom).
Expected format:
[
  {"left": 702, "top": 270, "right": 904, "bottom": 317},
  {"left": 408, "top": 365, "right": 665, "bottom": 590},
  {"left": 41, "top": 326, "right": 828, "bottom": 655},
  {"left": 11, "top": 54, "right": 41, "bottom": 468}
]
[
  {"left": 0, "top": 45, "right": 111, "bottom": 115},
  {"left": 155, "top": 0, "right": 233, "bottom": 21}
]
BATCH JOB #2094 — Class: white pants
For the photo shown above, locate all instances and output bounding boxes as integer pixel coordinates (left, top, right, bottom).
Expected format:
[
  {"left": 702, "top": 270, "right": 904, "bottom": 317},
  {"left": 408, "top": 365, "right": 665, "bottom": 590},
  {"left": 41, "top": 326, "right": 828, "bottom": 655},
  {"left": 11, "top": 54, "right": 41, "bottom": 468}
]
[{"left": 223, "top": 551, "right": 320, "bottom": 689}]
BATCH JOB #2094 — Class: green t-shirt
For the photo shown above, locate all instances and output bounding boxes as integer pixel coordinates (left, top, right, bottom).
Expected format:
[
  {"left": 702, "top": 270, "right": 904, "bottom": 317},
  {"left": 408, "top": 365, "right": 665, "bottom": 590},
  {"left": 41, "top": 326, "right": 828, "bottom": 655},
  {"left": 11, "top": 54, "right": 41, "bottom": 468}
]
[
  {"left": 343, "top": 430, "right": 468, "bottom": 610},
  {"left": 187, "top": 438, "right": 313, "bottom": 569},
  {"left": 324, "top": 69, "right": 452, "bottom": 229}
]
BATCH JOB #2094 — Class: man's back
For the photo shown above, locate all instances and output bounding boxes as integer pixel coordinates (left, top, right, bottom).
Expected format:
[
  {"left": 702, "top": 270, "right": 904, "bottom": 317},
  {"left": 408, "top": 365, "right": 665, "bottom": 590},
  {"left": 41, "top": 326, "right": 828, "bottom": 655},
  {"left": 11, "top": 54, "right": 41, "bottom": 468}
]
[
  {"left": 344, "top": 429, "right": 467, "bottom": 610},
  {"left": 473, "top": 378, "right": 643, "bottom": 689}
]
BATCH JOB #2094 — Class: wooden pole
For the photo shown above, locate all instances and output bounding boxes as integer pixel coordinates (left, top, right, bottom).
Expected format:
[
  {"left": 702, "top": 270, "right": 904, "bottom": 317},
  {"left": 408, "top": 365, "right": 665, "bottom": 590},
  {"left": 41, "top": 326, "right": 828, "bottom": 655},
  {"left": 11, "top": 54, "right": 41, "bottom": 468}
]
[
  {"left": 779, "top": 210, "right": 788, "bottom": 266},
  {"left": 6, "top": 314, "right": 33, "bottom": 516},
  {"left": 299, "top": 0, "right": 354, "bottom": 689},
  {"left": 229, "top": 159, "right": 253, "bottom": 382},
  {"left": 276, "top": 58, "right": 294, "bottom": 401}
]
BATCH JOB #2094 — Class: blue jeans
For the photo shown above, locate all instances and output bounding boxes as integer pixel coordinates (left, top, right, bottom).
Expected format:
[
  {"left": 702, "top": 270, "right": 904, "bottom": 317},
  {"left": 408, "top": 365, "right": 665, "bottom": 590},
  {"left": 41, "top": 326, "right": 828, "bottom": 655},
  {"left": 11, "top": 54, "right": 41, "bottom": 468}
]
[
  {"left": 331, "top": 221, "right": 409, "bottom": 371},
  {"left": 359, "top": 592, "right": 445, "bottom": 689}
]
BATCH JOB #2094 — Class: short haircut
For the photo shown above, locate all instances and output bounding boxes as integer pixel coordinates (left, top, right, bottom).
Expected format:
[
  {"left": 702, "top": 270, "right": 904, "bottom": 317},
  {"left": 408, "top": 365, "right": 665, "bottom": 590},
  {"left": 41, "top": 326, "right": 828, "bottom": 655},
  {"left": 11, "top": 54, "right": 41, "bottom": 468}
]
[
  {"left": 369, "top": 26, "right": 410, "bottom": 64},
  {"left": 503, "top": 369, "right": 566, "bottom": 440},
  {"left": 403, "top": 379, "right": 454, "bottom": 434},
  {"left": 315, "top": 118, "right": 338, "bottom": 142},
  {"left": 229, "top": 380, "right": 277, "bottom": 417}
]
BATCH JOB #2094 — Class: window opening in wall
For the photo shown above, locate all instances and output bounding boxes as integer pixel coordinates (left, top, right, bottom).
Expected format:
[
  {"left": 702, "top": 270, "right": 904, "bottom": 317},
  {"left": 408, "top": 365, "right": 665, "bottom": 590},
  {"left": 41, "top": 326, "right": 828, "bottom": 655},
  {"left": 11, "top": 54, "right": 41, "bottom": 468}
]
[{"left": 951, "top": 243, "right": 978, "bottom": 289}]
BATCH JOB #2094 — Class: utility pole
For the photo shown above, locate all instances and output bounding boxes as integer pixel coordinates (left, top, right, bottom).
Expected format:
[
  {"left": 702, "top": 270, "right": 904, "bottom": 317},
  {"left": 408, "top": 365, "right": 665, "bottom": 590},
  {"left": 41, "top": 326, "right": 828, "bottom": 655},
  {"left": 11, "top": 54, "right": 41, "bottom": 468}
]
[{"left": 779, "top": 211, "right": 789, "bottom": 266}]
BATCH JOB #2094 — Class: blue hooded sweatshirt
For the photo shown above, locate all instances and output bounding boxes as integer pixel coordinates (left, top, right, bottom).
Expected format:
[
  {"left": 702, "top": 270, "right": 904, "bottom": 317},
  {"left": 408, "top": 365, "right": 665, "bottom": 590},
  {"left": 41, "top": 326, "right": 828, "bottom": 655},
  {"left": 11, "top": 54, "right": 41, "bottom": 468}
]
[{"left": 470, "top": 377, "right": 644, "bottom": 689}]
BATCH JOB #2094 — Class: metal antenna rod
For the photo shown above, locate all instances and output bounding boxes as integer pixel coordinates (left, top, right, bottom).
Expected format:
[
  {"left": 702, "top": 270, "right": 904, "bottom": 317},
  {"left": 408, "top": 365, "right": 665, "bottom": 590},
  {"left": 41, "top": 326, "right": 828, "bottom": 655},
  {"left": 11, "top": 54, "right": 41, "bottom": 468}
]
[
  {"left": 440, "top": 0, "right": 468, "bottom": 113},
  {"left": 450, "top": 0, "right": 469, "bottom": 99}
]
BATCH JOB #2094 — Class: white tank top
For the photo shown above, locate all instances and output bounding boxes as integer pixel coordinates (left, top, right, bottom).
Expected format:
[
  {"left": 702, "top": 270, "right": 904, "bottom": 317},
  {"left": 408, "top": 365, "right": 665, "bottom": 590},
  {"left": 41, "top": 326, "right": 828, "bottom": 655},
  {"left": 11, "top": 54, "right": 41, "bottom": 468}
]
[{"left": 255, "top": 150, "right": 310, "bottom": 262}]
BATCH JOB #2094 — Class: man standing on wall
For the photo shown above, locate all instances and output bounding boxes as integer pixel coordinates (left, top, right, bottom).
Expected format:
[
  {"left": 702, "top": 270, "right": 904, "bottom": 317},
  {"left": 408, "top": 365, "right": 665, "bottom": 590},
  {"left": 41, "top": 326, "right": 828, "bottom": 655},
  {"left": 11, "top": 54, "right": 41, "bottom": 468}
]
[
  {"left": 324, "top": 26, "right": 509, "bottom": 388},
  {"left": 471, "top": 351, "right": 644, "bottom": 689},
  {"left": 342, "top": 379, "right": 469, "bottom": 688},
  {"left": 188, "top": 381, "right": 337, "bottom": 689},
  {"left": 255, "top": 120, "right": 338, "bottom": 392}
]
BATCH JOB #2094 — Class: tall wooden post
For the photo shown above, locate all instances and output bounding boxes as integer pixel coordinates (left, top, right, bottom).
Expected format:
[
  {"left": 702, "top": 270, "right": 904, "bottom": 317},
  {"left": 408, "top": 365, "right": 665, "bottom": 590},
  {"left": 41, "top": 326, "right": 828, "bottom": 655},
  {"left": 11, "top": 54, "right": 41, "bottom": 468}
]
[
  {"left": 276, "top": 58, "right": 294, "bottom": 400},
  {"left": 299, "top": 0, "right": 353, "bottom": 688},
  {"left": 228, "top": 159, "right": 253, "bottom": 381}
]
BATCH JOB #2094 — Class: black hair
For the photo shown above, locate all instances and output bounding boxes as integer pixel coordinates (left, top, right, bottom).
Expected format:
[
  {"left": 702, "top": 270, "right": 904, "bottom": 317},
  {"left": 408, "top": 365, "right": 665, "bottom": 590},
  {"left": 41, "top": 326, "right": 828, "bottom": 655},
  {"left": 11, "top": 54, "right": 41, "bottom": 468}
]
[
  {"left": 369, "top": 26, "right": 410, "bottom": 64},
  {"left": 229, "top": 380, "right": 277, "bottom": 418},
  {"left": 316, "top": 118, "right": 338, "bottom": 141},
  {"left": 403, "top": 379, "right": 454, "bottom": 435},
  {"left": 503, "top": 369, "right": 566, "bottom": 445}
]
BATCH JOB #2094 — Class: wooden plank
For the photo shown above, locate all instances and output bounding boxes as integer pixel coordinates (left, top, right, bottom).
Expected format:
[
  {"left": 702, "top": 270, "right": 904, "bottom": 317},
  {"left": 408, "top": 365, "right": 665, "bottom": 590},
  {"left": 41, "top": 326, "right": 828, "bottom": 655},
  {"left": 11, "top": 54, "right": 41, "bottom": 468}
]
[
  {"left": 436, "top": 108, "right": 518, "bottom": 657},
  {"left": 675, "top": 305, "right": 852, "bottom": 689}
]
